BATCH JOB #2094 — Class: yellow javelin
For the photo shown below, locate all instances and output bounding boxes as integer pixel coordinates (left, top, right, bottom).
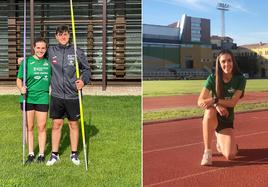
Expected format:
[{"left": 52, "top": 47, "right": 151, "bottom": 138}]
[{"left": 70, "top": 0, "right": 88, "bottom": 171}]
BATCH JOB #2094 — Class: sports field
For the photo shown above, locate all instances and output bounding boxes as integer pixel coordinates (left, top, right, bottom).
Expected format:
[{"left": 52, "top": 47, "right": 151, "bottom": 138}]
[
  {"left": 143, "top": 79, "right": 268, "bottom": 97},
  {"left": 143, "top": 79, "right": 268, "bottom": 122},
  {"left": 143, "top": 79, "right": 268, "bottom": 186},
  {"left": 0, "top": 95, "right": 141, "bottom": 187}
]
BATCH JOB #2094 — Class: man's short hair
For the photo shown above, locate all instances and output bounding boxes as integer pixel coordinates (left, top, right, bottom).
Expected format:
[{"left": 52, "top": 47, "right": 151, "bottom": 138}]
[{"left": 55, "top": 25, "right": 70, "bottom": 35}]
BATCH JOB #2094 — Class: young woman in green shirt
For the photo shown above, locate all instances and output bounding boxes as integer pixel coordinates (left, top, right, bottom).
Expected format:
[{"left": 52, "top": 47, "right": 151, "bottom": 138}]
[
  {"left": 198, "top": 49, "right": 246, "bottom": 166},
  {"left": 17, "top": 38, "right": 51, "bottom": 164}
]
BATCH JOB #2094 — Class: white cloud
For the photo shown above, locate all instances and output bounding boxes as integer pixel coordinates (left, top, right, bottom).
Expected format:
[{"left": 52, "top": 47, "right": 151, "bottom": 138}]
[
  {"left": 155, "top": 0, "right": 217, "bottom": 11},
  {"left": 155, "top": 0, "right": 254, "bottom": 14},
  {"left": 229, "top": 1, "right": 256, "bottom": 15}
]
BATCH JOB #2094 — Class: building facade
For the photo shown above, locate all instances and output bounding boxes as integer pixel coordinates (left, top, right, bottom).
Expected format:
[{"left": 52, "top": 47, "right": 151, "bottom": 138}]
[
  {"left": 143, "top": 14, "right": 212, "bottom": 80},
  {"left": 0, "top": 0, "right": 141, "bottom": 87},
  {"left": 179, "top": 14, "right": 210, "bottom": 44}
]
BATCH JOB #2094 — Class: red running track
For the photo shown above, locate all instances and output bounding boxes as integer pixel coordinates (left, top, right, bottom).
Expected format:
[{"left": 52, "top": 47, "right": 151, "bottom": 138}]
[
  {"left": 143, "top": 111, "right": 268, "bottom": 187},
  {"left": 143, "top": 92, "right": 268, "bottom": 111}
]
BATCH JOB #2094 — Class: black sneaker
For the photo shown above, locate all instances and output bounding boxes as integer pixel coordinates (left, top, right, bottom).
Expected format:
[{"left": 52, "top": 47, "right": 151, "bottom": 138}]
[
  {"left": 37, "top": 155, "right": 45, "bottom": 163},
  {"left": 25, "top": 154, "right": 35, "bottom": 164}
]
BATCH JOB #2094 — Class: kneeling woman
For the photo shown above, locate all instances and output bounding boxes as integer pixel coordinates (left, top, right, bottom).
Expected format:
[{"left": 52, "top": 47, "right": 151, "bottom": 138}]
[
  {"left": 17, "top": 38, "right": 51, "bottom": 164},
  {"left": 198, "top": 49, "right": 246, "bottom": 166}
]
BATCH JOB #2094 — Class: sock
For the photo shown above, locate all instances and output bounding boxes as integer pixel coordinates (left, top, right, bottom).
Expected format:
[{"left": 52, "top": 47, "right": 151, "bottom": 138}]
[
  {"left": 39, "top": 153, "right": 44, "bottom": 157},
  {"left": 204, "top": 149, "right": 212, "bottom": 153},
  {"left": 71, "top": 151, "right": 77, "bottom": 155},
  {"left": 29, "top": 152, "right": 34, "bottom": 156},
  {"left": 52, "top": 152, "right": 58, "bottom": 156}
]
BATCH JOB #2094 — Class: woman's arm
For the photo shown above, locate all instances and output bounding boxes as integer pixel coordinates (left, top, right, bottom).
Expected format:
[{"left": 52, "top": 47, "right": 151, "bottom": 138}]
[
  {"left": 198, "top": 87, "right": 230, "bottom": 117},
  {"left": 197, "top": 87, "right": 214, "bottom": 109},
  {"left": 16, "top": 78, "right": 27, "bottom": 94},
  {"left": 218, "top": 90, "right": 243, "bottom": 108}
]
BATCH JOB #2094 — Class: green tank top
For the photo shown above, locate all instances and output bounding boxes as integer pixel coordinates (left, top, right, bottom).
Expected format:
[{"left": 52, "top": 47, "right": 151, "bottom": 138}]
[
  {"left": 17, "top": 56, "right": 51, "bottom": 104},
  {"left": 204, "top": 74, "right": 246, "bottom": 122}
]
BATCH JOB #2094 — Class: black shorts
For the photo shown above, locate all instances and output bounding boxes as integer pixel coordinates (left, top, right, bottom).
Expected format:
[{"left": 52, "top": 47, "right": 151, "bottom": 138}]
[
  {"left": 215, "top": 113, "right": 234, "bottom": 133},
  {"left": 49, "top": 96, "right": 80, "bottom": 120},
  {"left": 20, "top": 103, "right": 49, "bottom": 112}
]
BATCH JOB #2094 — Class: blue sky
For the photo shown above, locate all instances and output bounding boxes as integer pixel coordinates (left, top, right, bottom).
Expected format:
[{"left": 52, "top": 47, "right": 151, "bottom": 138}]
[{"left": 143, "top": 0, "right": 268, "bottom": 45}]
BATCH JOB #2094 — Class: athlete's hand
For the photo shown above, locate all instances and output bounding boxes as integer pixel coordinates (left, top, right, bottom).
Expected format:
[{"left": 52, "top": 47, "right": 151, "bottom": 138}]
[
  {"left": 215, "top": 105, "right": 229, "bottom": 117},
  {"left": 75, "top": 79, "right": 84, "bottom": 90},
  {"left": 18, "top": 57, "right": 24, "bottom": 65},
  {"left": 199, "top": 98, "right": 214, "bottom": 109},
  {"left": 20, "top": 86, "right": 27, "bottom": 94}
]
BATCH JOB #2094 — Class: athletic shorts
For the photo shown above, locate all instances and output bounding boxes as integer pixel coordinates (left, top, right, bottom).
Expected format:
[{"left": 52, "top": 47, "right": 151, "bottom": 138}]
[
  {"left": 49, "top": 96, "right": 80, "bottom": 120},
  {"left": 20, "top": 103, "right": 49, "bottom": 112},
  {"left": 215, "top": 113, "right": 234, "bottom": 133}
]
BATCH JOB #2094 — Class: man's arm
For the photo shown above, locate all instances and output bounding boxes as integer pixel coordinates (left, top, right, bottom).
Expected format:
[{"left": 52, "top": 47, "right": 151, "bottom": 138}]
[{"left": 77, "top": 48, "right": 90, "bottom": 85}]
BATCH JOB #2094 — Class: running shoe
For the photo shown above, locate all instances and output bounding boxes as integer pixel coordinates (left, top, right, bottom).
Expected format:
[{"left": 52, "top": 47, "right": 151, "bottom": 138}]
[
  {"left": 70, "top": 153, "right": 80, "bottom": 165},
  {"left": 46, "top": 153, "right": 60, "bottom": 166},
  {"left": 25, "top": 154, "right": 35, "bottom": 164},
  {"left": 201, "top": 150, "right": 212, "bottom": 166},
  {"left": 37, "top": 155, "right": 45, "bottom": 163}
]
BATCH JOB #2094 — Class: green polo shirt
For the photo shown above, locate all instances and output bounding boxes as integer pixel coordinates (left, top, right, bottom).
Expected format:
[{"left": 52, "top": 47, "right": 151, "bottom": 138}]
[
  {"left": 204, "top": 74, "right": 246, "bottom": 123},
  {"left": 17, "top": 56, "right": 51, "bottom": 104}
]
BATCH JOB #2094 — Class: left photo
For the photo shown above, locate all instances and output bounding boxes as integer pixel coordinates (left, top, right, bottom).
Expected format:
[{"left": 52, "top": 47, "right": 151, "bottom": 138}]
[{"left": 0, "top": 0, "right": 141, "bottom": 186}]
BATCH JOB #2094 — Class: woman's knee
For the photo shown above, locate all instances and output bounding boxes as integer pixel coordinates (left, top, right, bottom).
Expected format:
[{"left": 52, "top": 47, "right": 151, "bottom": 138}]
[
  {"left": 204, "top": 107, "right": 217, "bottom": 119},
  {"left": 222, "top": 147, "right": 237, "bottom": 160},
  {"left": 38, "top": 124, "right": 46, "bottom": 132},
  {"left": 27, "top": 125, "right": 34, "bottom": 131},
  {"left": 224, "top": 153, "right": 236, "bottom": 160}
]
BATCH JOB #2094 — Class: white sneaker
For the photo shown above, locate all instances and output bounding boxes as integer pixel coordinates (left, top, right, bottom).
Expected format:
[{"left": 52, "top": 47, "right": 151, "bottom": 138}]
[
  {"left": 70, "top": 153, "right": 80, "bottom": 165},
  {"left": 201, "top": 150, "right": 212, "bottom": 166},
  {"left": 46, "top": 153, "right": 60, "bottom": 166}
]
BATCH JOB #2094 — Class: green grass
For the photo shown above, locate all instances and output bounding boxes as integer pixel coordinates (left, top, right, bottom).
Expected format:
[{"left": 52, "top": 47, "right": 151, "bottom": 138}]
[
  {"left": 143, "top": 102, "right": 268, "bottom": 122},
  {"left": 0, "top": 95, "right": 141, "bottom": 187},
  {"left": 143, "top": 79, "right": 268, "bottom": 97}
]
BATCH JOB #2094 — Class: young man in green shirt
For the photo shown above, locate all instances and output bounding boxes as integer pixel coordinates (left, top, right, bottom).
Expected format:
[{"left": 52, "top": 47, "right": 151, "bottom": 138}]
[{"left": 17, "top": 38, "right": 51, "bottom": 164}]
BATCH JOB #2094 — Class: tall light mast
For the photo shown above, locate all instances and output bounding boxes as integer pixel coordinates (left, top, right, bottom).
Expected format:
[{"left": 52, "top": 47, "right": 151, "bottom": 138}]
[{"left": 217, "top": 2, "right": 230, "bottom": 38}]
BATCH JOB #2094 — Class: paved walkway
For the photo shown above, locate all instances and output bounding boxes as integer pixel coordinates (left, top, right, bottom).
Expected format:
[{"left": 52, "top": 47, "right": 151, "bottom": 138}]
[{"left": 0, "top": 85, "right": 141, "bottom": 96}]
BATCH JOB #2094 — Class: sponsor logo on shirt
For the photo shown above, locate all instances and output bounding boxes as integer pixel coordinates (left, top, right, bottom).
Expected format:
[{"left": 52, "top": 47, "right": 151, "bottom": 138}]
[
  {"left": 52, "top": 56, "right": 57, "bottom": 64},
  {"left": 67, "top": 55, "right": 75, "bottom": 66},
  {"left": 34, "top": 76, "right": 41, "bottom": 80},
  {"left": 34, "top": 67, "right": 44, "bottom": 71},
  {"left": 43, "top": 62, "right": 49, "bottom": 66},
  {"left": 43, "top": 75, "right": 49, "bottom": 81},
  {"left": 228, "top": 87, "right": 235, "bottom": 94}
]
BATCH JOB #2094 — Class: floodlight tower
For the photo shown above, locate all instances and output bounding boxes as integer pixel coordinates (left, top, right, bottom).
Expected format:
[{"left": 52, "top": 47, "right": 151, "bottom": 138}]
[{"left": 217, "top": 2, "right": 230, "bottom": 38}]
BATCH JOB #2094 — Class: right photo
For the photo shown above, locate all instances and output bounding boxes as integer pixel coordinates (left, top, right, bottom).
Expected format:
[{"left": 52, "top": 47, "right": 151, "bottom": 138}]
[{"left": 143, "top": 0, "right": 268, "bottom": 186}]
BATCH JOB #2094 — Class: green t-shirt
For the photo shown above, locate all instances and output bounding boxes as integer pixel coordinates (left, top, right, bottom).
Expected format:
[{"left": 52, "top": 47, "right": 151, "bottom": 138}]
[
  {"left": 17, "top": 56, "right": 51, "bottom": 104},
  {"left": 204, "top": 74, "right": 246, "bottom": 122}
]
